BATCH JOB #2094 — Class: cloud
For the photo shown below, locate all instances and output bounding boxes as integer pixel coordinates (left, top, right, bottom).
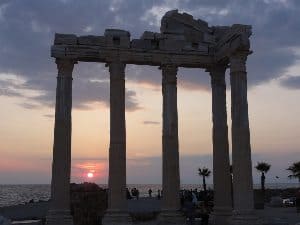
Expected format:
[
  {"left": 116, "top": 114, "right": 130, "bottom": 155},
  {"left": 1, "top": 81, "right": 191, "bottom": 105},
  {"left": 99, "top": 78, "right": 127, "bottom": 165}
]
[
  {"left": 0, "top": 0, "right": 300, "bottom": 112},
  {"left": 143, "top": 121, "right": 160, "bottom": 125},
  {"left": 279, "top": 75, "right": 300, "bottom": 89},
  {"left": 18, "top": 102, "right": 41, "bottom": 109},
  {"left": 43, "top": 114, "right": 54, "bottom": 119}
]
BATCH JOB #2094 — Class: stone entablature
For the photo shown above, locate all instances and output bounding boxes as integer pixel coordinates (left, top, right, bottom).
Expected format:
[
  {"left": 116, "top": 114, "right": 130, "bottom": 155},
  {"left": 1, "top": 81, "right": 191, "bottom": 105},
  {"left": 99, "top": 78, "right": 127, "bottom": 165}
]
[{"left": 51, "top": 10, "right": 251, "bottom": 67}]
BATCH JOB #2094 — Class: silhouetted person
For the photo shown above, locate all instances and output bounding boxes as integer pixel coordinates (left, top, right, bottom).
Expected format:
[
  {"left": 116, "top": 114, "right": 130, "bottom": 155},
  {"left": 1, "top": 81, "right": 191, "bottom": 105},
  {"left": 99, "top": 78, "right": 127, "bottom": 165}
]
[
  {"left": 126, "top": 188, "right": 132, "bottom": 199},
  {"left": 148, "top": 188, "right": 152, "bottom": 197},
  {"left": 157, "top": 189, "right": 161, "bottom": 199}
]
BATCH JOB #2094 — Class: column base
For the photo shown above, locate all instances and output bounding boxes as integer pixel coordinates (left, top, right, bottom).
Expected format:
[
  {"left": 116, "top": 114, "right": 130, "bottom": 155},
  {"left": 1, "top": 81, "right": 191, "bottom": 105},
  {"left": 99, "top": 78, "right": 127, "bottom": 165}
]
[
  {"left": 212, "top": 206, "right": 232, "bottom": 225},
  {"left": 102, "top": 210, "right": 132, "bottom": 225},
  {"left": 45, "top": 209, "right": 73, "bottom": 225},
  {"left": 230, "top": 210, "right": 262, "bottom": 225},
  {"left": 157, "top": 210, "right": 185, "bottom": 225}
]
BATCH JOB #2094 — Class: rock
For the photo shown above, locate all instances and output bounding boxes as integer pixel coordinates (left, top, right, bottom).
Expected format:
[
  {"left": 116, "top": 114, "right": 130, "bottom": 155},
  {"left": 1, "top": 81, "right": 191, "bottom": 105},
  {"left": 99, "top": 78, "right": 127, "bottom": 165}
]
[{"left": 0, "top": 215, "right": 11, "bottom": 225}]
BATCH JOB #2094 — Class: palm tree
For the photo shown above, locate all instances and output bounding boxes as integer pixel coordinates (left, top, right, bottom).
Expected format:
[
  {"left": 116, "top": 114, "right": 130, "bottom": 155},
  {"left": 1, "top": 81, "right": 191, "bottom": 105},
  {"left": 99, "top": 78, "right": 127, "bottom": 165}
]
[
  {"left": 198, "top": 167, "right": 211, "bottom": 193},
  {"left": 287, "top": 161, "right": 300, "bottom": 184},
  {"left": 255, "top": 162, "right": 271, "bottom": 192}
]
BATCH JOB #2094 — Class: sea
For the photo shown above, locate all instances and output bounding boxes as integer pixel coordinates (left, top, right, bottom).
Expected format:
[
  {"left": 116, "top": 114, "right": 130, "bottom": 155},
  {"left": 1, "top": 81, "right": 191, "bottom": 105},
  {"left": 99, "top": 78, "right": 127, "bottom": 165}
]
[{"left": 0, "top": 183, "right": 298, "bottom": 207}]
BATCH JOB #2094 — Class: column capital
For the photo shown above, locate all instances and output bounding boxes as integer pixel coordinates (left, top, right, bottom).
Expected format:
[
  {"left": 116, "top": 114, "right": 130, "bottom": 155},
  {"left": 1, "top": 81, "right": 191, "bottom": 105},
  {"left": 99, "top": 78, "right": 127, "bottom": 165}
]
[
  {"left": 230, "top": 51, "right": 249, "bottom": 73},
  {"left": 161, "top": 64, "right": 178, "bottom": 84},
  {"left": 207, "top": 64, "right": 227, "bottom": 74},
  {"left": 55, "top": 58, "right": 76, "bottom": 77}
]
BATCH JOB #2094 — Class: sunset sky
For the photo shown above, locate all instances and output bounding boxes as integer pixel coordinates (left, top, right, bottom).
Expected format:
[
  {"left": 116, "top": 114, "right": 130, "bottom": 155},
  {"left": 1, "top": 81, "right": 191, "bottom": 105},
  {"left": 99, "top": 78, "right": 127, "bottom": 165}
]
[{"left": 0, "top": 0, "right": 299, "bottom": 185}]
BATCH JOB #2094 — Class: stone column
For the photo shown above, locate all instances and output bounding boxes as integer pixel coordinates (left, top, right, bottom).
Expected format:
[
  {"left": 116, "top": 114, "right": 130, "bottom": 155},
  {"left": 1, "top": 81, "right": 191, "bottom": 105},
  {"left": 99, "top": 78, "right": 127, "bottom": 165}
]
[
  {"left": 46, "top": 59, "right": 75, "bottom": 225},
  {"left": 230, "top": 52, "right": 260, "bottom": 225},
  {"left": 209, "top": 65, "right": 232, "bottom": 225},
  {"left": 159, "top": 65, "right": 184, "bottom": 225},
  {"left": 102, "top": 61, "right": 131, "bottom": 225}
]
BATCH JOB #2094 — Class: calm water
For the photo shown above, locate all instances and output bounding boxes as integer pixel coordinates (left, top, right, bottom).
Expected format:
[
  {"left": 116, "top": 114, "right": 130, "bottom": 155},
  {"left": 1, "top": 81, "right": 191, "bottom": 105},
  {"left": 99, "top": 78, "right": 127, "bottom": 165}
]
[{"left": 0, "top": 183, "right": 298, "bottom": 207}]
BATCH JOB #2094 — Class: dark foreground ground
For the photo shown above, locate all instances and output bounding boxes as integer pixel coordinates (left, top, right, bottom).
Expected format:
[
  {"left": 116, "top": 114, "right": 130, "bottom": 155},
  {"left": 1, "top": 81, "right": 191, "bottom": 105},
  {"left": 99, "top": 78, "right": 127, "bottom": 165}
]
[{"left": 0, "top": 198, "right": 300, "bottom": 225}]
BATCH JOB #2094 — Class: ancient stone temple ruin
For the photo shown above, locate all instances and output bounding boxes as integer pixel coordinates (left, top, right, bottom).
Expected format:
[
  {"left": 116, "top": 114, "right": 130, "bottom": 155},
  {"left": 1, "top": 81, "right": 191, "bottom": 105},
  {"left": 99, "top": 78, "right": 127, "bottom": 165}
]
[{"left": 46, "top": 10, "right": 260, "bottom": 225}]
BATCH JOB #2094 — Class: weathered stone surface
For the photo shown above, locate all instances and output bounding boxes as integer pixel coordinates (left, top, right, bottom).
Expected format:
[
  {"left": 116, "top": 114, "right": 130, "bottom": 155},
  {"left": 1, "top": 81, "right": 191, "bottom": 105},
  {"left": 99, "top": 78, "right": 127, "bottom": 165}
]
[
  {"left": 131, "top": 39, "right": 157, "bottom": 50},
  {"left": 160, "top": 65, "right": 185, "bottom": 225},
  {"left": 209, "top": 65, "right": 232, "bottom": 225},
  {"left": 159, "top": 39, "right": 184, "bottom": 51},
  {"left": 54, "top": 33, "right": 77, "bottom": 45},
  {"left": 214, "top": 24, "right": 252, "bottom": 61},
  {"left": 104, "top": 29, "right": 130, "bottom": 48},
  {"left": 140, "top": 31, "right": 156, "bottom": 40},
  {"left": 51, "top": 11, "right": 252, "bottom": 66},
  {"left": 78, "top": 35, "right": 105, "bottom": 46},
  {"left": 230, "top": 51, "right": 259, "bottom": 225},
  {"left": 51, "top": 44, "right": 214, "bottom": 67},
  {"left": 46, "top": 59, "right": 75, "bottom": 225},
  {"left": 203, "top": 33, "right": 215, "bottom": 44}
]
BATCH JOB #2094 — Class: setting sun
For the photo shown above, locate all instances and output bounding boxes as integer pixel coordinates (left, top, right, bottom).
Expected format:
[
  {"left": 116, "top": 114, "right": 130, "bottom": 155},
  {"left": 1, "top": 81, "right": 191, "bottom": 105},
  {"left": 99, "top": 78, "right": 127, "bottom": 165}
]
[{"left": 87, "top": 172, "right": 94, "bottom": 178}]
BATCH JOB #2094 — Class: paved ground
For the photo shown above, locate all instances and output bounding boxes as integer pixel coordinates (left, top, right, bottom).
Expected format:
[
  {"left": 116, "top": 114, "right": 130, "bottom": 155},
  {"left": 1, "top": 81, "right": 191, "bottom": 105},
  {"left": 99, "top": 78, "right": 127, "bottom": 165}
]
[
  {"left": 257, "top": 206, "right": 300, "bottom": 225},
  {"left": 128, "top": 197, "right": 161, "bottom": 213},
  {"left": 0, "top": 198, "right": 299, "bottom": 224}
]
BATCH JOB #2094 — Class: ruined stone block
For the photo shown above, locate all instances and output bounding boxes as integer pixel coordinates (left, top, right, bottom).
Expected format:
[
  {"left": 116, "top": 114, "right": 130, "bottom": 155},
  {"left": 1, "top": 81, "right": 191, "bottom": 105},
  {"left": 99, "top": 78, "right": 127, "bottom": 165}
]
[
  {"left": 78, "top": 35, "right": 105, "bottom": 46},
  {"left": 104, "top": 29, "right": 130, "bottom": 48},
  {"left": 159, "top": 39, "right": 184, "bottom": 51},
  {"left": 131, "top": 39, "right": 158, "bottom": 50},
  {"left": 203, "top": 33, "right": 215, "bottom": 44},
  {"left": 54, "top": 33, "right": 77, "bottom": 45},
  {"left": 141, "top": 31, "right": 155, "bottom": 40},
  {"left": 183, "top": 42, "right": 209, "bottom": 53}
]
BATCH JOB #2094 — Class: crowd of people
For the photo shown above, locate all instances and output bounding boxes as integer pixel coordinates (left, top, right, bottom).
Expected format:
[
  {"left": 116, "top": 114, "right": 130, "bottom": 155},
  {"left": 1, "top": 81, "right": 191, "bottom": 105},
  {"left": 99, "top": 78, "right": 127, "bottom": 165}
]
[
  {"left": 125, "top": 187, "right": 212, "bottom": 224},
  {"left": 126, "top": 188, "right": 162, "bottom": 199}
]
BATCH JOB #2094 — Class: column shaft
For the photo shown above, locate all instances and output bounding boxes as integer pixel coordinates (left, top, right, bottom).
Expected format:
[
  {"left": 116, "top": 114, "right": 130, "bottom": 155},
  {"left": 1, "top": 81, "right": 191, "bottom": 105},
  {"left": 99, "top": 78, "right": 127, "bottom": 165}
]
[
  {"left": 52, "top": 59, "right": 74, "bottom": 209},
  {"left": 210, "top": 65, "right": 232, "bottom": 225},
  {"left": 161, "top": 65, "right": 180, "bottom": 211},
  {"left": 230, "top": 52, "right": 254, "bottom": 212},
  {"left": 46, "top": 59, "right": 74, "bottom": 225},
  {"left": 108, "top": 62, "right": 127, "bottom": 211}
]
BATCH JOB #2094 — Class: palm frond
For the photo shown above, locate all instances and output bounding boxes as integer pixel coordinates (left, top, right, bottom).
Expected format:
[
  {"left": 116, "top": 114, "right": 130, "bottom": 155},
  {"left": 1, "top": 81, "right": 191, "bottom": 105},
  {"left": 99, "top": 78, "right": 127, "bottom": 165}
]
[{"left": 255, "top": 162, "right": 271, "bottom": 173}]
